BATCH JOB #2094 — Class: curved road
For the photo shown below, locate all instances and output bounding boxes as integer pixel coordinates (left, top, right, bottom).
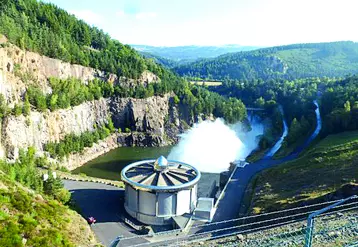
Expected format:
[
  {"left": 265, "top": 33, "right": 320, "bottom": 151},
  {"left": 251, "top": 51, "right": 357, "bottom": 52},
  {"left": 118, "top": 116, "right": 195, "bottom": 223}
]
[
  {"left": 213, "top": 101, "right": 321, "bottom": 221},
  {"left": 64, "top": 101, "right": 321, "bottom": 245}
]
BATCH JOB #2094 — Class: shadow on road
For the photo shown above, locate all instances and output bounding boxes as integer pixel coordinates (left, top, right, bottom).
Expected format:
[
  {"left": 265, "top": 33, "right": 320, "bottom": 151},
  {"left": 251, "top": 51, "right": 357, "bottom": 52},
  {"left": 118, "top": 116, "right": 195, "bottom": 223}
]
[{"left": 69, "top": 188, "right": 125, "bottom": 223}]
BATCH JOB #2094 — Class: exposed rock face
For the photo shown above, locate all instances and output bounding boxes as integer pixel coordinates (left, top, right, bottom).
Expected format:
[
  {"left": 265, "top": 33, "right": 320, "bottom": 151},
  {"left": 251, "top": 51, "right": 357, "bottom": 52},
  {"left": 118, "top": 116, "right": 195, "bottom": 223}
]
[
  {"left": 0, "top": 41, "right": 158, "bottom": 105},
  {"left": 111, "top": 94, "right": 169, "bottom": 135},
  {"left": 63, "top": 133, "right": 121, "bottom": 170},
  {"left": 267, "top": 56, "right": 288, "bottom": 74},
  {"left": 2, "top": 98, "right": 110, "bottom": 159},
  {"left": 0, "top": 39, "right": 186, "bottom": 169}
]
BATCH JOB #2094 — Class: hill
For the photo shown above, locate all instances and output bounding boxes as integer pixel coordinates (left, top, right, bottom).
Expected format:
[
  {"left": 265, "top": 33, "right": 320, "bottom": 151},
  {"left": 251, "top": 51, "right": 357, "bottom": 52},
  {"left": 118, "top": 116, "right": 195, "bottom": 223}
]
[
  {"left": 246, "top": 130, "right": 358, "bottom": 214},
  {"left": 174, "top": 41, "right": 358, "bottom": 80},
  {"left": 0, "top": 171, "right": 96, "bottom": 246},
  {"left": 131, "top": 44, "right": 260, "bottom": 63},
  {"left": 139, "top": 51, "right": 179, "bottom": 68}
]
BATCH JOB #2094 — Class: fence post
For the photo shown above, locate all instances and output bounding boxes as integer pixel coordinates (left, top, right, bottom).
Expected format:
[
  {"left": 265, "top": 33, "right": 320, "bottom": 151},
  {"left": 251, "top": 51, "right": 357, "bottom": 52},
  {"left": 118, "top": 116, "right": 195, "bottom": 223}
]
[
  {"left": 304, "top": 215, "right": 314, "bottom": 247},
  {"left": 304, "top": 195, "right": 357, "bottom": 247}
]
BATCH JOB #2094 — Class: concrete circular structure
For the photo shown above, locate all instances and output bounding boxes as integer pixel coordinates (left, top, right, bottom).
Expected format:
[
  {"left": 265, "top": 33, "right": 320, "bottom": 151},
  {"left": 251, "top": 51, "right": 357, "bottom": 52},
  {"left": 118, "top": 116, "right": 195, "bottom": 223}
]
[{"left": 121, "top": 156, "right": 201, "bottom": 225}]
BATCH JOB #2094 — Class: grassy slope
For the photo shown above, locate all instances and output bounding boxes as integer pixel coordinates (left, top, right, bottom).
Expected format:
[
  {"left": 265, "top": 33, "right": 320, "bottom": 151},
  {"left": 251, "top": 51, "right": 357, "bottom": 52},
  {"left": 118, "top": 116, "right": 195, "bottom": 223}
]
[
  {"left": 0, "top": 172, "right": 97, "bottom": 247},
  {"left": 247, "top": 131, "right": 358, "bottom": 214}
]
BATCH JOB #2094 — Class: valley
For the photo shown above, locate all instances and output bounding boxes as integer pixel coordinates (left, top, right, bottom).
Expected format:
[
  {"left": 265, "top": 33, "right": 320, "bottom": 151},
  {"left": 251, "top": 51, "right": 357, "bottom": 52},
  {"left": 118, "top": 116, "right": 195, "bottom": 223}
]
[{"left": 0, "top": 0, "right": 357, "bottom": 246}]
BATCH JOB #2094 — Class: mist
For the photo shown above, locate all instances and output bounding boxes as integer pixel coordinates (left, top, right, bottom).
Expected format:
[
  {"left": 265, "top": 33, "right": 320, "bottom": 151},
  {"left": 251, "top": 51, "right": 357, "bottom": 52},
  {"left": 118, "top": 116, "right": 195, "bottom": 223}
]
[{"left": 168, "top": 118, "right": 264, "bottom": 173}]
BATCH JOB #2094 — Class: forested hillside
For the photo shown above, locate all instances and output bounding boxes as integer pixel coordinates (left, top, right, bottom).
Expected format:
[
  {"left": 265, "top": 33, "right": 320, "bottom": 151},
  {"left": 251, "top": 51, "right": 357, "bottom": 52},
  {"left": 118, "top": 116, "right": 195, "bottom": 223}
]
[
  {"left": 132, "top": 44, "right": 260, "bottom": 63},
  {"left": 174, "top": 41, "right": 358, "bottom": 80},
  {"left": 0, "top": 0, "right": 247, "bottom": 124},
  {"left": 0, "top": 0, "right": 156, "bottom": 79}
]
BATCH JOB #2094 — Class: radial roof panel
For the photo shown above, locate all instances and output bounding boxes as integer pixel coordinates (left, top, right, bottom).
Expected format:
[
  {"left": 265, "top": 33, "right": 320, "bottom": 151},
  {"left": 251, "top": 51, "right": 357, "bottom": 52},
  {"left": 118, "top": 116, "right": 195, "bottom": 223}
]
[{"left": 121, "top": 157, "right": 201, "bottom": 192}]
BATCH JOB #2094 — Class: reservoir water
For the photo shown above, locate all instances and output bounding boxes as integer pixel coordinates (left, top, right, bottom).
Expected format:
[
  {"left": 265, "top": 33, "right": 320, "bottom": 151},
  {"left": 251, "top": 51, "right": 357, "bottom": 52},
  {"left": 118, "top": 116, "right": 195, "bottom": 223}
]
[{"left": 72, "top": 146, "right": 172, "bottom": 180}]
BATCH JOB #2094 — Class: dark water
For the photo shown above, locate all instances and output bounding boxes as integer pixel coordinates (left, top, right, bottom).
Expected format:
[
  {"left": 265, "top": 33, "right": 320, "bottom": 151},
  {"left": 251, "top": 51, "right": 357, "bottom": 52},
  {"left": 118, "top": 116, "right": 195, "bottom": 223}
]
[{"left": 72, "top": 146, "right": 172, "bottom": 180}]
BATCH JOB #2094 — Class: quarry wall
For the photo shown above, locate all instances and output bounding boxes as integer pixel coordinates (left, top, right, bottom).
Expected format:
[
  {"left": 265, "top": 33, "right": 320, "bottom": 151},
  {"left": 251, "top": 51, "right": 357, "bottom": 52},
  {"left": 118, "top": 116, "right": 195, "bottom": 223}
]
[{"left": 0, "top": 39, "right": 186, "bottom": 169}]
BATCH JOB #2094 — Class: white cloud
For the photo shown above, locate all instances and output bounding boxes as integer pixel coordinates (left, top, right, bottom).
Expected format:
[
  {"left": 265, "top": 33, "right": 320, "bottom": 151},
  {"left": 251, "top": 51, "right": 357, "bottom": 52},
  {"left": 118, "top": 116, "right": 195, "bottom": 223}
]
[
  {"left": 135, "top": 12, "right": 157, "bottom": 20},
  {"left": 70, "top": 10, "right": 103, "bottom": 26},
  {"left": 115, "top": 9, "right": 157, "bottom": 20},
  {"left": 116, "top": 10, "right": 126, "bottom": 17}
]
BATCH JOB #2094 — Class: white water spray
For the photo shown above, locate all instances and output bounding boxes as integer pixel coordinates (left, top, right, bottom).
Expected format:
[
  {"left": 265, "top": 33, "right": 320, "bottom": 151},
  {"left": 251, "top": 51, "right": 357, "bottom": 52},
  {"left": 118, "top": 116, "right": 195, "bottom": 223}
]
[{"left": 168, "top": 118, "right": 264, "bottom": 173}]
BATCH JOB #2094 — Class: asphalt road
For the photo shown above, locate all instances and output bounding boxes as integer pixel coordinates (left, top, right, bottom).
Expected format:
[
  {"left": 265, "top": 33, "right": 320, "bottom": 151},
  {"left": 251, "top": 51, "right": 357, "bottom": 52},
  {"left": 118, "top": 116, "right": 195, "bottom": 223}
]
[
  {"left": 63, "top": 180, "right": 148, "bottom": 247},
  {"left": 213, "top": 101, "right": 321, "bottom": 221},
  {"left": 212, "top": 154, "right": 297, "bottom": 222}
]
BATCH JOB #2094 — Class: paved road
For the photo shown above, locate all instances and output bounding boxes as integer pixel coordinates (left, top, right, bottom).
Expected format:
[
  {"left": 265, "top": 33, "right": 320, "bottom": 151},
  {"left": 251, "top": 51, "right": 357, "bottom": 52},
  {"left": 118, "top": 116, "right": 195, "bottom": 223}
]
[
  {"left": 213, "top": 101, "right": 322, "bottom": 222},
  {"left": 63, "top": 180, "right": 148, "bottom": 246},
  {"left": 212, "top": 154, "right": 297, "bottom": 221}
]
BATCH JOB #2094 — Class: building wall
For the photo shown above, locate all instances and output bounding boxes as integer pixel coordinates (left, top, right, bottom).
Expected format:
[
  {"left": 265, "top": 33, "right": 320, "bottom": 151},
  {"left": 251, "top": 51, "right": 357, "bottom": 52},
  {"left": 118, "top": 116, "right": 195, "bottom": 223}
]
[{"left": 124, "top": 184, "right": 198, "bottom": 225}]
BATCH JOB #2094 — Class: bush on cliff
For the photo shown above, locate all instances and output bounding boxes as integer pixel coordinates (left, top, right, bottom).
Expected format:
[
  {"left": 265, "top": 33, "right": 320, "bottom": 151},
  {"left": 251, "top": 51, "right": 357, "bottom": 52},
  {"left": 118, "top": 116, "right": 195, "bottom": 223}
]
[{"left": 45, "top": 122, "right": 115, "bottom": 159}]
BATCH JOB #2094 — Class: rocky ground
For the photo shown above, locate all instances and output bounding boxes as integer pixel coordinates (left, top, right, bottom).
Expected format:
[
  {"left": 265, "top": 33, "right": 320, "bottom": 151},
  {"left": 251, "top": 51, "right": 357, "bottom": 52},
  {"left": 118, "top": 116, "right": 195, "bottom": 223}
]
[{"left": 188, "top": 210, "right": 358, "bottom": 247}]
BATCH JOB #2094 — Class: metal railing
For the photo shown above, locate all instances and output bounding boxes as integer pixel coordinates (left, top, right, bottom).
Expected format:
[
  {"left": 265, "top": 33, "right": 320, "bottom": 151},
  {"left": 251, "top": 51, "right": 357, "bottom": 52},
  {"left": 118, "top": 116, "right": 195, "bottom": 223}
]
[
  {"left": 304, "top": 195, "right": 358, "bottom": 247},
  {"left": 110, "top": 196, "right": 358, "bottom": 247}
]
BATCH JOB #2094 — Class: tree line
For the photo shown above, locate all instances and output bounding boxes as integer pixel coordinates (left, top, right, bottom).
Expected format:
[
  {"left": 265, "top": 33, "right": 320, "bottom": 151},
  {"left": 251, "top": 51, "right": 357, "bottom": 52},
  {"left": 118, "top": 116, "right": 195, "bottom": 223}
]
[
  {"left": 211, "top": 75, "right": 358, "bottom": 153},
  {"left": 174, "top": 41, "right": 358, "bottom": 81}
]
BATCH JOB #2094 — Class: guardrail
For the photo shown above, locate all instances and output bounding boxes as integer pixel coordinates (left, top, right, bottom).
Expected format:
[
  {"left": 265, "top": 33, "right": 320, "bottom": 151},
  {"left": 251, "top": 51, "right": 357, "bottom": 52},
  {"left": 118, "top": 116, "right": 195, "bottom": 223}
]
[
  {"left": 214, "top": 165, "right": 238, "bottom": 208},
  {"left": 110, "top": 196, "right": 358, "bottom": 247}
]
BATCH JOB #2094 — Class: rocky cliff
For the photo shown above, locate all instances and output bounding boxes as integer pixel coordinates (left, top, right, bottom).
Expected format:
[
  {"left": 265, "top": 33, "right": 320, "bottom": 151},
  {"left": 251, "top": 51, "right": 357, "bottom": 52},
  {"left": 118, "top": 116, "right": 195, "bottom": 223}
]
[
  {"left": 1, "top": 98, "right": 110, "bottom": 159},
  {"left": 0, "top": 38, "right": 186, "bottom": 169},
  {"left": 0, "top": 36, "right": 159, "bottom": 105}
]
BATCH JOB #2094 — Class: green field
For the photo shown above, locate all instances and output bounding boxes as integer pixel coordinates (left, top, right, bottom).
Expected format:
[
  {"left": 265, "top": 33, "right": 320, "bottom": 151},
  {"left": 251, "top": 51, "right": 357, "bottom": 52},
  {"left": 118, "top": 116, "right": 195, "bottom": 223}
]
[{"left": 246, "top": 131, "right": 358, "bottom": 214}]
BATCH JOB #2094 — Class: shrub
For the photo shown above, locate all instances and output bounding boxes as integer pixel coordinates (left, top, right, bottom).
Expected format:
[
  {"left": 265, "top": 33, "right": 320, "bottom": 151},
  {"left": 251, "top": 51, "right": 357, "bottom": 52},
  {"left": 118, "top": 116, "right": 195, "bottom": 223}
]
[
  {"left": 54, "top": 188, "right": 71, "bottom": 204},
  {"left": 44, "top": 124, "right": 114, "bottom": 158},
  {"left": 173, "top": 95, "right": 180, "bottom": 104},
  {"left": 12, "top": 104, "right": 22, "bottom": 116}
]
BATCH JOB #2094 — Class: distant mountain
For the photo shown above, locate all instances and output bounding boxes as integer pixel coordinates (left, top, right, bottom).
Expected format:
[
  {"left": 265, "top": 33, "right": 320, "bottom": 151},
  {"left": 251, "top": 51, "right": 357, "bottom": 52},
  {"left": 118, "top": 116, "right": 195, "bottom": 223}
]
[
  {"left": 139, "top": 51, "right": 179, "bottom": 68},
  {"left": 173, "top": 41, "right": 358, "bottom": 80},
  {"left": 131, "top": 44, "right": 260, "bottom": 63}
]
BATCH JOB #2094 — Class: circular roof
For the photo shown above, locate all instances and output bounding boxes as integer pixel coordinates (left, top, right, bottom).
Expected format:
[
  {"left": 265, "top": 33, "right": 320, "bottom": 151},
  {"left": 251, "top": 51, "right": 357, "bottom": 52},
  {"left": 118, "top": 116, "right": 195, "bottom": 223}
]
[{"left": 121, "top": 156, "right": 201, "bottom": 191}]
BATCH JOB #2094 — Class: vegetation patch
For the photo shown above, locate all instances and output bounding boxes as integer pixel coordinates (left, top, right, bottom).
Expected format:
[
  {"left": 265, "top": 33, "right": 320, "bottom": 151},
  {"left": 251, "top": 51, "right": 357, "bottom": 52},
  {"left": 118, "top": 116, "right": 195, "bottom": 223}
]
[
  {"left": 0, "top": 171, "right": 96, "bottom": 247},
  {"left": 247, "top": 131, "right": 358, "bottom": 214},
  {"left": 45, "top": 119, "right": 115, "bottom": 159}
]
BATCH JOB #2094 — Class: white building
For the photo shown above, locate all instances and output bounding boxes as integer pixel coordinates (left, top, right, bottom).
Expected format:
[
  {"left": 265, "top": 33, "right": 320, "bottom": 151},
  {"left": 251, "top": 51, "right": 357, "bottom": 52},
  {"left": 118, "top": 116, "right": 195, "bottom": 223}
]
[{"left": 121, "top": 156, "right": 201, "bottom": 225}]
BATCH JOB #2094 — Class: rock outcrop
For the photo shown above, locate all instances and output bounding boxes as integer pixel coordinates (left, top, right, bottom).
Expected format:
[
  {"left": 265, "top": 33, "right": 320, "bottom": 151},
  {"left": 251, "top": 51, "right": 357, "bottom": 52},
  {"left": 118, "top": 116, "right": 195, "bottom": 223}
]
[
  {"left": 0, "top": 39, "right": 158, "bottom": 105},
  {"left": 0, "top": 39, "right": 186, "bottom": 168},
  {"left": 63, "top": 133, "right": 121, "bottom": 170},
  {"left": 110, "top": 94, "right": 169, "bottom": 135},
  {"left": 1, "top": 98, "right": 110, "bottom": 159}
]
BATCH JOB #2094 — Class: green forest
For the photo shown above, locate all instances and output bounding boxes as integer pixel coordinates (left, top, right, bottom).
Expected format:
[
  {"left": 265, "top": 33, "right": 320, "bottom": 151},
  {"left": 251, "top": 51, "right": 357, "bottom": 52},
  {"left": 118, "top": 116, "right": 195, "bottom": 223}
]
[
  {"left": 0, "top": 0, "right": 247, "bottom": 125},
  {"left": 174, "top": 41, "right": 358, "bottom": 81},
  {"left": 211, "top": 75, "right": 358, "bottom": 154}
]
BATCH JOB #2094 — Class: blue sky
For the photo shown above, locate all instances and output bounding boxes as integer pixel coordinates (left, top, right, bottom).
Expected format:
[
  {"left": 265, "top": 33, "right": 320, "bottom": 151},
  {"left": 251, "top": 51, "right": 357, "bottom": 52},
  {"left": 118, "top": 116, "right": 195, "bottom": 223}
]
[{"left": 44, "top": 0, "right": 358, "bottom": 47}]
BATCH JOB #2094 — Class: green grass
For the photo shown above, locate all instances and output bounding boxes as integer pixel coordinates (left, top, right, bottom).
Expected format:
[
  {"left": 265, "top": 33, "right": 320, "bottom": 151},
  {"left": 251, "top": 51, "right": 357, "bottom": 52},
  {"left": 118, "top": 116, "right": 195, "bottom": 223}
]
[
  {"left": 0, "top": 172, "right": 96, "bottom": 246},
  {"left": 247, "top": 131, "right": 358, "bottom": 214}
]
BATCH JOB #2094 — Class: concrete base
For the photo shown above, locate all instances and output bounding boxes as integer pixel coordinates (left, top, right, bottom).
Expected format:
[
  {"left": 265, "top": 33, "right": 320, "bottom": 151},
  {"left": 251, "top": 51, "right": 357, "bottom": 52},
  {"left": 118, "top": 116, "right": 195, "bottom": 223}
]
[
  {"left": 125, "top": 205, "right": 173, "bottom": 226},
  {"left": 193, "top": 198, "right": 215, "bottom": 222}
]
